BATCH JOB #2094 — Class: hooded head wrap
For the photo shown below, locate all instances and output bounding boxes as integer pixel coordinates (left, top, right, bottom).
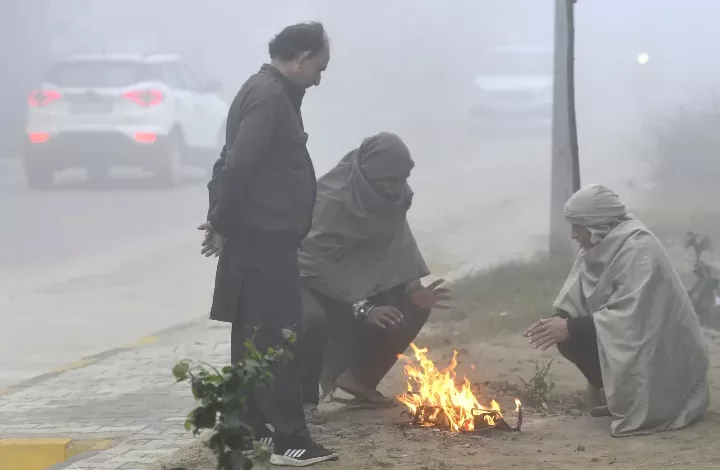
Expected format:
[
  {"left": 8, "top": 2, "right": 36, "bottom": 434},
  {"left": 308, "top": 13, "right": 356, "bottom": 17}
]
[
  {"left": 564, "top": 184, "right": 632, "bottom": 245},
  {"left": 298, "top": 132, "right": 429, "bottom": 303},
  {"left": 357, "top": 132, "right": 415, "bottom": 181}
]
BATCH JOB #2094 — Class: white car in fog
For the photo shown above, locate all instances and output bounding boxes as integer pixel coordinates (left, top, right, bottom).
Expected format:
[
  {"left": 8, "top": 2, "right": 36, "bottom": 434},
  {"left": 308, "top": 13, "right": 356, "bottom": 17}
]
[
  {"left": 23, "top": 53, "right": 229, "bottom": 188},
  {"left": 469, "top": 46, "right": 553, "bottom": 134}
]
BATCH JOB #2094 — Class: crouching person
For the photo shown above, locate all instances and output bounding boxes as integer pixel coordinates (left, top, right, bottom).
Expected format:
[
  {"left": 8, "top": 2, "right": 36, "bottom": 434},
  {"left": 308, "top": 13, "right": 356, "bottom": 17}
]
[
  {"left": 525, "top": 184, "right": 709, "bottom": 437},
  {"left": 298, "top": 133, "right": 451, "bottom": 411}
]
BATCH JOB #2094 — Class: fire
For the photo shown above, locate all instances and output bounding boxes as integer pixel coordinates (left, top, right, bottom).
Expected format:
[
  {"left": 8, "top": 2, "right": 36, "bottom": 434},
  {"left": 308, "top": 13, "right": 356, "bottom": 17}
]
[{"left": 397, "top": 343, "right": 520, "bottom": 432}]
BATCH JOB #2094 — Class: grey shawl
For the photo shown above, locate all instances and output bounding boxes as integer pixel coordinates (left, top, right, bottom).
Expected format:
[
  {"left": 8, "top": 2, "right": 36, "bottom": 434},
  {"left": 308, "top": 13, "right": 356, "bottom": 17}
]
[
  {"left": 554, "top": 185, "right": 709, "bottom": 436},
  {"left": 298, "top": 133, "right": 430, "bottom": 303}
]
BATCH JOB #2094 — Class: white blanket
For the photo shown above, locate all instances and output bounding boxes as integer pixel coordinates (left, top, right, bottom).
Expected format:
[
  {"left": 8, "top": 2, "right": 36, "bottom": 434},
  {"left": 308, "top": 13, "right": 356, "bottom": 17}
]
[{"left": 554, "top": 218, "right": 709, "bottom": 436}]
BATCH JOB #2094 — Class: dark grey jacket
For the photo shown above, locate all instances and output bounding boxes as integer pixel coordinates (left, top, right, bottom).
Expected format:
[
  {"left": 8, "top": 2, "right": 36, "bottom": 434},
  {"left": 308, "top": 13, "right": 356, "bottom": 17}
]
[
  {"left": 208, "top": 64, "right": 316, "bottom": 244},
  {"left": 207, "top": 65, "right": 316, "bottom": 323}
]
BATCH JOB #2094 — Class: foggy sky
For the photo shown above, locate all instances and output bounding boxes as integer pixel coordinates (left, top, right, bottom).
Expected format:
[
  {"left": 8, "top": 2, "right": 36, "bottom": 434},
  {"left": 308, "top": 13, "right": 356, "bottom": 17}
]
[{"left": 38, "top": 1, "right": 720, "bottom": 172}]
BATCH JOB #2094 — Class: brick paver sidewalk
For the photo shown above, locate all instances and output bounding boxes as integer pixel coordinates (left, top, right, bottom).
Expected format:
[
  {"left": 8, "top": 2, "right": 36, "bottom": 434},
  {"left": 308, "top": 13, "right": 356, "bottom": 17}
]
[{"left": 0, "top": 319, "right": 230, "bottom": 469}]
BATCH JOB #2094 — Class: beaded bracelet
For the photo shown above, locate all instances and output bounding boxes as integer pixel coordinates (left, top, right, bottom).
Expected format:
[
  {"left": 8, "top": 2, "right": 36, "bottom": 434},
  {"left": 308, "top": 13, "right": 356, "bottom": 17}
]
[{"left": 351, "top": 299, "right": 375, "bottom": 321}]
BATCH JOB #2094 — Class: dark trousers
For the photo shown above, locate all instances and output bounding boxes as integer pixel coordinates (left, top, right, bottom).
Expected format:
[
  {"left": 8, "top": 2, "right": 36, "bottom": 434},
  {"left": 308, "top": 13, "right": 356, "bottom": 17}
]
[
  {"left": 556, "top": 315, "right": 603, "bottom": 390},
  {"left": 300, "top": 285, "right": 430, "bottom": 405},
  {"left": 228, "top": 240, "right": 309, "bottom": 441}
]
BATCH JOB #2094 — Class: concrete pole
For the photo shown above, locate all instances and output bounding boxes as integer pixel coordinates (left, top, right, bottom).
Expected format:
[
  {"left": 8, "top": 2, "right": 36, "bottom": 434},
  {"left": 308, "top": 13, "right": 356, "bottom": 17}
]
[{"left": 549, "top": 0, "right": 581, "bottom": 258}]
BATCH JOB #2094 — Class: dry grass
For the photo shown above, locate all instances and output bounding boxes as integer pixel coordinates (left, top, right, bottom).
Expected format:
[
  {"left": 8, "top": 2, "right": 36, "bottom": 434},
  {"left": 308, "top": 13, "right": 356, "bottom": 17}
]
[
  {"left": 445, "top": 207, "right": 720, "bottom": 341},
  {"left": 448, "top": 254, "right": 571, "bottom": 339}
]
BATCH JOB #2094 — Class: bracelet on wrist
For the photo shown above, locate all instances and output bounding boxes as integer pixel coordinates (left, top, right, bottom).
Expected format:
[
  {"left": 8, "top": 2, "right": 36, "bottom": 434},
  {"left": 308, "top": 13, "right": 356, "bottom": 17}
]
[{"left": 351, "top": 300, "right": 375, "bottom": 321}]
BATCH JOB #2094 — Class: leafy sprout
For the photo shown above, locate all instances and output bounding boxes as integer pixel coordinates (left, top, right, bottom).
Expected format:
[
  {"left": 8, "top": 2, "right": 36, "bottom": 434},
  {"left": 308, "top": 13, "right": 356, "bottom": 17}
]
[{"left": 172, "top": 328, "right": 296, "bottom": 470}]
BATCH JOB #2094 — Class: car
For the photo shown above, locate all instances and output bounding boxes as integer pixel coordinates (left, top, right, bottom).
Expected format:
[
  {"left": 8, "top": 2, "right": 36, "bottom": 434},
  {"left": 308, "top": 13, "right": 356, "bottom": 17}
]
[
  {"left": 469, "top": 45, "right": 553, "bottom": 135},
  {"left": 23, "top": 53, "right": 229, "bottom": 188}
]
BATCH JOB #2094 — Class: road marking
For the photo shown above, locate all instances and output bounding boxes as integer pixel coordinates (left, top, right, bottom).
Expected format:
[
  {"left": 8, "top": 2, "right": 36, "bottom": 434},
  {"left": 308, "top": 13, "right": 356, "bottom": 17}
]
[
  {"left": 130, "top": 335, "right": 158, "bottom": 347},
  {"left": 52, "top": 358, "right": 95, "bottom": 374}
]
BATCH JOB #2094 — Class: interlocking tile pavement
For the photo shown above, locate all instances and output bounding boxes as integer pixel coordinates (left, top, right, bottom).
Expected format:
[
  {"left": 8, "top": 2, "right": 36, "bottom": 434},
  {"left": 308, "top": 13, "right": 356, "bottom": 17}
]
[{"left": 0, "top": 319, "right": 231, "bottom": 470}]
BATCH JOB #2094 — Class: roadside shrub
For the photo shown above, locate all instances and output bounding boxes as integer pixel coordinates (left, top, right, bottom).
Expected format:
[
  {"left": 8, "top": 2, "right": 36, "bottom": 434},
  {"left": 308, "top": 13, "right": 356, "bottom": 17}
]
[{"left": 172, "top": 330, "right": 296, "bottom": 470}]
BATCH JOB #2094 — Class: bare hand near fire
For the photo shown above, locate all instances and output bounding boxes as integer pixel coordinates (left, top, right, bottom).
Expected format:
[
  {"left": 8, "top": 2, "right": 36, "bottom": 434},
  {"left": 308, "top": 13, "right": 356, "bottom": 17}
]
[
  {"left": 524, "top": 317, "right": 569, "bottom": 350},
  {"left": 366, "top": 306, "right": 404, "bottom": 329},
  {"left": 197, "top": 222, "right": 225, "bottom": 257},
  {"left": 409, "top": 279, "right": 451, "bottom": 310}
]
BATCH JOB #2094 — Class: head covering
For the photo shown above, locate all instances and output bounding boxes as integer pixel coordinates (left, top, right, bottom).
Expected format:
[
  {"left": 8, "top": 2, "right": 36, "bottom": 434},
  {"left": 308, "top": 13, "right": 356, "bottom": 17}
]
[
  {"left": 357, "top": 132, "right": 415, "bottom": 181},
  {"left": 298, "top": 133, "right": 429, "bottom": 303},
  {"left": 564, "top": 184, "right": 632, "bottom": 245}
]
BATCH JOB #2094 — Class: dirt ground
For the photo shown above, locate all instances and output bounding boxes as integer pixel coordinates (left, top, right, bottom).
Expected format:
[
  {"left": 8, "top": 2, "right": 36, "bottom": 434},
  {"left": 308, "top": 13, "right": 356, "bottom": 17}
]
[{"left": 150, "top": 321, "right": 720, "bottom": 470}]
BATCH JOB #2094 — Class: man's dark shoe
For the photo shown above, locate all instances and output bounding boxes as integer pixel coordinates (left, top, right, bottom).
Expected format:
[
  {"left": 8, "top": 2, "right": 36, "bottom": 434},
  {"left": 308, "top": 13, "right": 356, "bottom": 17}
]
[
  {"left": 270, "top": 438, "right": 338, "bottom": 467},
  {"left": 243, "top": 423, "right": 275, "bottom": 457}
]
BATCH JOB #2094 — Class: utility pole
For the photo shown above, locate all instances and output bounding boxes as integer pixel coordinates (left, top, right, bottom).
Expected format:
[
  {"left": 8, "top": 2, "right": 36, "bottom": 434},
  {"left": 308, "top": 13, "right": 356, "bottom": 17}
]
[{"left": 549, "top": 0, "right": 581, "bottom": 258}]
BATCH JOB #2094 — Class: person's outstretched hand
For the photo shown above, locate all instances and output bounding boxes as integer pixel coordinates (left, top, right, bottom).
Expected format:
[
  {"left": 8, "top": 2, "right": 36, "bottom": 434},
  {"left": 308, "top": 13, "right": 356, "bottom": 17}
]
[
  {"left": 198, "top": 221, "right": 225, "bottom": 257},
  {"left": 524, "top": 317, "right": 569, "bottom": 350},
  {"left": 409, "top": 279, "right": 451, "bottom": 310}
]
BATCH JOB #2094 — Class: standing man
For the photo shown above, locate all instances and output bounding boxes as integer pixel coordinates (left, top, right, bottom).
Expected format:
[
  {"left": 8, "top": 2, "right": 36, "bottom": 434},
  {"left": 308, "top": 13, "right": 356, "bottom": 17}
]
[{"left": 201, "top": 22, "right": 337, "bottom": 466}]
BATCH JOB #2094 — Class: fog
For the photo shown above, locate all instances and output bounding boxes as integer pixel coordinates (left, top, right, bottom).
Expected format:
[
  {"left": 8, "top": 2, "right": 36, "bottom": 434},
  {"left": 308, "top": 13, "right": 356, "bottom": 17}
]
[{"left": 2, "top": 0, "right": 720, "bottom": 385}]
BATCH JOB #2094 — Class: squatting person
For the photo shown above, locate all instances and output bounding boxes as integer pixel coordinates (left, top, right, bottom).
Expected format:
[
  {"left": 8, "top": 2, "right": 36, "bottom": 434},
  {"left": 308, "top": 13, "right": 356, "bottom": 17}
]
[
  {"left": 297, "top": 132, "right": 451, "bottom": 411},
  {"left": 524, "top": 184, "right": 709, "bottom": 437}
]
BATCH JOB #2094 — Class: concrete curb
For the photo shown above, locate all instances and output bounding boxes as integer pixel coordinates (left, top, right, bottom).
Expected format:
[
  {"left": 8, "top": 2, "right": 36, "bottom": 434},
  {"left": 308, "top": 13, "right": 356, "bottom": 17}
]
[
  {"left": 0, "top": 437, "right": 114, "bottom": 470},
  {"left": 0, "top": 438, "right": 71, "bottom": 470}
]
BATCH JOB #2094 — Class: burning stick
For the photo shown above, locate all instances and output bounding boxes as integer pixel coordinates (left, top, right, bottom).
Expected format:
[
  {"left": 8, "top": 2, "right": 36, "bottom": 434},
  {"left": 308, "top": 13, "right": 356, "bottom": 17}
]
[
  {"left": 470, "top": 400, "right": 522, "bottom": 433},
  {"left": 515, "top": 399, "right": 523, "bottom": 431}
]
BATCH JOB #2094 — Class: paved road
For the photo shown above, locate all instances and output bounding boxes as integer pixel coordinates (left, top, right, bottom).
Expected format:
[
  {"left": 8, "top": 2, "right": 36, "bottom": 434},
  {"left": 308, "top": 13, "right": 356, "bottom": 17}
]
[
  {"left": 0, "top": 159, "right": 217, "bottom": 387},
  {"left": 0, "top": 137, "right": 557, "bottom": 387},
  {"left": 0, "top": 159, "right": 210, "bottom": 296},
  {"left": 0, "top": 134, "right": 613, "bottom": 388}
]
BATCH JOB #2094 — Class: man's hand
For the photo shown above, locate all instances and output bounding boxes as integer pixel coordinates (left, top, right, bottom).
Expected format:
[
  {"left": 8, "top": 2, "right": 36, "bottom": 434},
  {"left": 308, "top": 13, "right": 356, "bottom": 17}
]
[
  {"left": 409, "top": 279, "right": 451, "bottom": 310},
  {"left": 365, "top": 306, "right": 404, "bottom": 329},
  {"left": 524, "top": 317, "right": 570, "bottom": 350},
  {"left": 197, "top": 222, "right": 225, "bottom": 257}
]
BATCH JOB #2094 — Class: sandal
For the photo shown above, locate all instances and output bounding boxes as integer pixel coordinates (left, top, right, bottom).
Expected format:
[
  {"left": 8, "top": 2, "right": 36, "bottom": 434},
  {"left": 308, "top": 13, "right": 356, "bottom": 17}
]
[
  {"left": 590, "top": 406, "right": 611, "bottom": 418},
  {"left": 328, "top": 375, "right": 397, "bottom": 408},
  {"left": 330, "top": 392, "right": 397, "bottom": 409}
]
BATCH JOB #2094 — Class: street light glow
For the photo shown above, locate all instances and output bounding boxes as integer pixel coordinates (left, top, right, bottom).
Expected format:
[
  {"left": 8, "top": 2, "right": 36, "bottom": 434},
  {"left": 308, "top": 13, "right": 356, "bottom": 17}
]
[{"left": 637, "top": 53, "right": 650, "bottom": 65}]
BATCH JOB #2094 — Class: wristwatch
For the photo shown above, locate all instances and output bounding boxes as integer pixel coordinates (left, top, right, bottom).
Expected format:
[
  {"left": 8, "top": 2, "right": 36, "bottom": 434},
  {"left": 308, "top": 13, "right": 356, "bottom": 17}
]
[{"left": 351, "top": 299, "right": 375, "bottom": 321}]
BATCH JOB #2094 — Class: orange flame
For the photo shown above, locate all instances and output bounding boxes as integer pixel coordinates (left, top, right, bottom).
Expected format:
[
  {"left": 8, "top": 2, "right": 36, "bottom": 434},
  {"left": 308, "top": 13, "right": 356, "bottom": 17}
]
[{"left": 397, "top": 343, "right": 516, "bottom": 432}]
